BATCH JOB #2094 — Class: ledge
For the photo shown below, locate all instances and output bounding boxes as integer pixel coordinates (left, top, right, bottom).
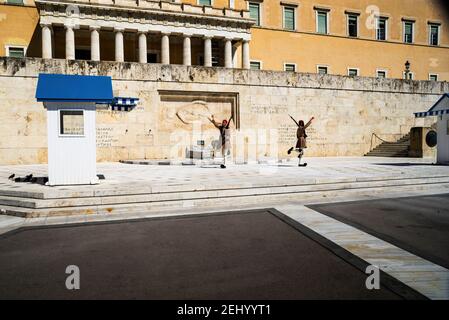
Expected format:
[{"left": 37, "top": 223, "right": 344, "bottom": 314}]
[{"left": 1, "top": 57, "right": 447, "bottom": 95}]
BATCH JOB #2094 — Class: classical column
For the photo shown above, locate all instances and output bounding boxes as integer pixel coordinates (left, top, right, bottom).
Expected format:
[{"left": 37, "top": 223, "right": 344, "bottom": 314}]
[
  {"left": 161, "top": 32, "right": 170, "bottom": 65},
  {"left": 65, "top": 25, "right": 75, "bottom": 60},
  {"left": 115, "top": 28, "right": 124, "bottom": 62},
  {"left": 138, "top": 32, "right": 147, "bottom": 63},
  {"left": 203, "top": 36, "right": 212, "bottom": 67},
  {"left": 224, "top": 38, "right": 233, "bottom": 68},
  {"left": 242, "top": 40, "right": 250, "bottom": 69},
  {"left": 183, "top": 34, "right": 191, "bottom": 66},
  {"left": 41, "top": 24, "right": 52, "bottom": 59},
  {"left": 90, "top": 26, "right": 100, "bottom": 61}
]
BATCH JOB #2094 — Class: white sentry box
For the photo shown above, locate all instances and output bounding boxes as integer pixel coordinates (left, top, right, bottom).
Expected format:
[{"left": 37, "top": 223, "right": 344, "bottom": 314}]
[
  {"left": 45, "top": 102, "right": 98, "bottom": 186},
  {"left": 415, "top": 93, "right": 449, "bottom": 165},
  {"left": 437, "top": 113, "right": 449, "bottom": 164}
]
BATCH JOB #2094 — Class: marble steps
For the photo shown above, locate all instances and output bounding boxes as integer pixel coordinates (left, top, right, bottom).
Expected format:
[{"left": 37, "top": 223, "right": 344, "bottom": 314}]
[{"left": 2, "top": 175, "right": 449, "bottom": 218}]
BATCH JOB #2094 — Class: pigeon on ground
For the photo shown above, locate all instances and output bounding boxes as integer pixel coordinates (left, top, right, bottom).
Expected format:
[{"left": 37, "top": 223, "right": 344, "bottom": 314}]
[{"left": 8, "top": 174, "right": 15, "bottom": 180}]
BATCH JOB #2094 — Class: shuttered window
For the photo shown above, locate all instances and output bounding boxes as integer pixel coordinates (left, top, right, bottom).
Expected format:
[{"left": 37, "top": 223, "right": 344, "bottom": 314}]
[
  {"left": 250, "top": 61, "right": 261, "bottom": 70},
  {"left": 376, "top": 17, "right": 387, "bottom": 40},
  {"left": 317, "top": 11, "right": 328, "bottom": 34},
  {"left": 283, "top": 7, "right": 295, "bottom": 31},
  {"left": 198, "top": 0, "right": 211, "bottom": 6},
  {"left": 284, "top": 64, "right": 296, "bottom": 72},
  {"left": 404, "top": 21, "right": 414, "bottom": 43},
  {"left": 347, "top": 14, "right": 358, "bottom": 37},
  {"left": 429, "top": 24, "right": 439, "bottom": 46},
  {"left": 249, "top": 3, "right": 260, "bottom": 26},
  {"left": 7, "top": 47, "right": 25, "bottom": 58}
]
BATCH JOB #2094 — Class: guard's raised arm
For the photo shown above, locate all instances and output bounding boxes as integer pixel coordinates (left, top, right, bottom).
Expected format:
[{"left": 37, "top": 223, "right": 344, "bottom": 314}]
[{"left": 289, "top": 114, "right": 299, "bottom": 127}]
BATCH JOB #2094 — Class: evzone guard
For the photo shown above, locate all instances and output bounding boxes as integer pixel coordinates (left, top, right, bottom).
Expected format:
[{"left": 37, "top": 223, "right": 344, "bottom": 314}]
[
  {"left": 208, "top": 114, "right": 233, "bottom": 169},
  {"left": 287, "top": 115, "right": 315, "bottom": 166}
]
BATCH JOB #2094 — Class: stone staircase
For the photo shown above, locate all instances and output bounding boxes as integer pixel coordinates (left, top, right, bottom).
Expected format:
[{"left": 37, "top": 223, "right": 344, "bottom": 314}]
[{"left": 365, "top": 133, "right": 410, "bottom": 157}]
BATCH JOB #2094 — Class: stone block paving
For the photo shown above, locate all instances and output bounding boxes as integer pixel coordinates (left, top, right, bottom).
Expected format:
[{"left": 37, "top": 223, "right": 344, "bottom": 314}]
[{"left": 0, "top": 157, "right": 447, "bottom": 197}]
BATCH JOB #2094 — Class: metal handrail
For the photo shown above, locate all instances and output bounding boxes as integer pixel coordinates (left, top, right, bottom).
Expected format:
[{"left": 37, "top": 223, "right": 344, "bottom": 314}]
[{"left": 369, "top": 133, "right": 403, "bottom": 152}]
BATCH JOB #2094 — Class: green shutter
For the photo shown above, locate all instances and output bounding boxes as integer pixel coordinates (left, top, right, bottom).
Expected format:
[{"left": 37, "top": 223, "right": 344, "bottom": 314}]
[
  {"left": 285, "top": 64, "right": 296, "bottom": 72},
  {"left": 317, "top": 12, "right": 327, "bottom": 34},
  {"left": 198, "top": 0, "right": 211, "bottom": 6},
  {"left": 284, "top": 7, "right": 295, "bottom": 30},
  {"left": 250, "top": 62, "right": 261, "bottom": 70},
  {"left": 7, "top": 0, "right": 24, "bottom": 4},
  {"left": 430, "top": 25, "right": 438, "bottom": 45},
  {"left": 404, "top": 22, "right": 413, "bottom": 43},
  {"left": 249, "top": 3, "right": 260, "bottom": 26},
  {"left": 8, "top": 48, "right": 25, "bottom": 58}
]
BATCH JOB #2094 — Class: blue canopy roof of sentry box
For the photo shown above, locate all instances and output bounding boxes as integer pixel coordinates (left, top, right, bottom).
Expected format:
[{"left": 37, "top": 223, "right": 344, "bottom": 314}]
[
  {"left": 35, "top": 73, "right": 113, "bottom": 103},
  {"left": 414, "top": 93, "right": 449, "bottom": 118}
]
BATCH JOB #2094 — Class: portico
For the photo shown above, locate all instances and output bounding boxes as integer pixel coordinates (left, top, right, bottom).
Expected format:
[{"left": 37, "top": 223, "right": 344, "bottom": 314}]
[{"left": 36, "top": 0, "right": 253, "bottom": 68}]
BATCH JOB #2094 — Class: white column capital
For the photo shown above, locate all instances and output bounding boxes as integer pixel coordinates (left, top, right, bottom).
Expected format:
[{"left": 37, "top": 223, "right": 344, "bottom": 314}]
[
  {"left": 203, "top": 35, "right": 213, "bottom": 40},
  {"left": 161, "top": 31, "right": 171, "bottom": 36},
  {"left": 89, "top": 25, "right": 101, "bottom": 31},
  {"left": 114, "top": 27, "right": 125, "bottom": 33}
]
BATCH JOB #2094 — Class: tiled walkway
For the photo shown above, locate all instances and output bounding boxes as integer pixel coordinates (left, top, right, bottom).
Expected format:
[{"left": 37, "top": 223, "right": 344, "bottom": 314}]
[{"left": 0, "top": 157, "right": 447, "bottom": 195}]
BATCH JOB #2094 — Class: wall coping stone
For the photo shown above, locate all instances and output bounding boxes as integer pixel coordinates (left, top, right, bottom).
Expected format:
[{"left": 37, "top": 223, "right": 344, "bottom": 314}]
[{"left": 1, "top": 57, "right": 447, "bottom": 95}]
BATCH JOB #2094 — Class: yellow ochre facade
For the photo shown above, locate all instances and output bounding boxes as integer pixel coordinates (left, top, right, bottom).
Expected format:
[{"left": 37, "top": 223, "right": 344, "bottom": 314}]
[{"left": 0, "top": 0, "right": 448, "bottom": 80}]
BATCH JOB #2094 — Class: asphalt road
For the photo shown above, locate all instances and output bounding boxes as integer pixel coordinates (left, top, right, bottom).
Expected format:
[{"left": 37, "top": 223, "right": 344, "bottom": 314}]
[
  {"left": 309, "top": 193, "right": 449, "bottom": 269},
  {"left": 0, "top": 210, "right": 417, "bottom": 300}
]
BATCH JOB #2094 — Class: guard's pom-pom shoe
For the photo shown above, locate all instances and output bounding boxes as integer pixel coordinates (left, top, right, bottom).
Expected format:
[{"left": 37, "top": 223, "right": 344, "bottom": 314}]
[
  {"left": 287, "top": 147, "right": 293, "bottom": 154},
  {"left": 220, "top": 164, "right": 226, "bottom": 169}
]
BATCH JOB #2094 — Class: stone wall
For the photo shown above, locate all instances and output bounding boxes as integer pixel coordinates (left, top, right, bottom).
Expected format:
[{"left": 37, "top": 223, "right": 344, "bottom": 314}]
[{"left": 0, "top": 57, "right": 446, "bottom": 165}]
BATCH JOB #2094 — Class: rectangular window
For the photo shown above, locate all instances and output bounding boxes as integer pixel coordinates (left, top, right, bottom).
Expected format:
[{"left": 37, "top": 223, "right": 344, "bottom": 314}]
[
  {"left": 7, "top": 0, "right": 24, "bottom": 4},
  {"left": 6, "top": 46, "right": 25, "bottom": 58},
  {"left": 429, "top": 24, "right": 440, "bottom": 46},
  {"left": 283, "top": 6, "right": 295, "bottom": 31},
  {"left": 60, "top": 110, "right": 84, "bottom": 136},
  {"left": 429, "top": 74, "right": 438, "bottom": 81},
  {"left": 376, "top": 17, "right": 387, "bottom": 40},
  {"left": 404, "top": 21, "right": 414, "bottom": 43},
  {"left": 317, "top": 11, "right": 328, "bottom": 34},
  {"left": 403, "top": 72, "right": 414, "bottom": 80},
  {"left": 317, "top": 66, "right": 328, "bottom": 74},
  {"left": 249, "top": 3, "right": 261, "bottom": 26},
  {"left": 250, "top": 61, "right": 261, "bottom": 70},
  {"left": 284, "top": 63, "right": 296, "bottom": 72},
  {"left": 198, "top": 0, "right": 211, "bottom": 6},
  {"left": 348, "top": 68, "right": 358, "bottom": 77},
  {"left": 376, "top": 70, "right": 387, "bottom": 78},
  {"left": 347, "top": 14, "right": 358, "bottom": 37}
]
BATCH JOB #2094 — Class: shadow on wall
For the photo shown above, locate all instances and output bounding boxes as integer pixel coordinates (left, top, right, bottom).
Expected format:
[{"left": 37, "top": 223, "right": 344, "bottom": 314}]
[{"left": 27, "top": 21, "right": 42, "bottom": 58}]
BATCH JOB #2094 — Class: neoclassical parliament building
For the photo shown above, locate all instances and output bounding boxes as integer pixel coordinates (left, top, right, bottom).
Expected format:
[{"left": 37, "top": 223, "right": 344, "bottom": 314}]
[
  {"left": 1, "top": 0, "right": 448, "bottom": 80},
  {"left": 0, "top": 0, "right": 448, "bottom": 165}
]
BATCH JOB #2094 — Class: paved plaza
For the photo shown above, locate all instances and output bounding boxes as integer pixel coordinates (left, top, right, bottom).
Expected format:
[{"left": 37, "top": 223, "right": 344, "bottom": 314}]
[{"left": 0, "top": 157, "right": 449, "bottom": 300}]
